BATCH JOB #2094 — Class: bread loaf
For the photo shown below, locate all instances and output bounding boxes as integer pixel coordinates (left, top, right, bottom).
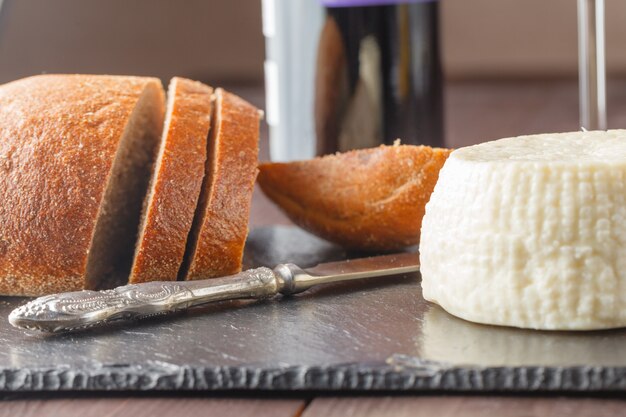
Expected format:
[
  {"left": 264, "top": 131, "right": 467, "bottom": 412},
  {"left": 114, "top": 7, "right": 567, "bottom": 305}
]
[
  {"left": 0, "top": 75, "right": 165, "bottom": 295},
  {"left": 0, "top": 75, "right": 262, "bottom": 294},
  {"left": 182, "top": 89, "right": 260, "bottom": 280},
  {"left": 129, "top": 78, "right": 213, "bottom": 283},
  {"left": 258, "top": 144, "right": 451, "bottom": 251}
]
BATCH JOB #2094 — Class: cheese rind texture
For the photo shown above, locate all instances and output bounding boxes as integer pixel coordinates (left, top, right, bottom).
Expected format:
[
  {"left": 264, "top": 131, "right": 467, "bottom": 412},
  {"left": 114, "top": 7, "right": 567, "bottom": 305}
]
[{"left": 420, "top": 130, "right": 626, "bottom": 330}]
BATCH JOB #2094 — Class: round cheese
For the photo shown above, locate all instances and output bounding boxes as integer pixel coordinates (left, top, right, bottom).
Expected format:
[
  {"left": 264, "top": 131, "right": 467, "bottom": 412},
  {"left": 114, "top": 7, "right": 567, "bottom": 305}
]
[{"left": 420, "top": 130, "right": 626, "bottom": 330}]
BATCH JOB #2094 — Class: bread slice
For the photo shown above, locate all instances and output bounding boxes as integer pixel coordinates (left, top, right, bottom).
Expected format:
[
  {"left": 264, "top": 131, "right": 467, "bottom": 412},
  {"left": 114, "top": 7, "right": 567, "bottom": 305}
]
[
  {"left": 0, "top": 74, "right": 165, "bottom": 296},
  {"left": 128, "top": 78, "right": 213, "bottom": 283},
  {"left": 181, "top": 89, "right": 260, "bottom": 280},
  {"left": 257, "top": 144, "right": 452, "bottom": 251}
]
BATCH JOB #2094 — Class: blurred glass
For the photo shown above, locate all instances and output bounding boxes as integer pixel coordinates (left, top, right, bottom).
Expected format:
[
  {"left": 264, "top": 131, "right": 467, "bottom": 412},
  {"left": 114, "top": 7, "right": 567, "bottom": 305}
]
[
  {"left": 578, "top": 0, "right": 606, "bottom": 130},
  {"left": 263, "top": 0, "right": 444, "bottom": 162}
]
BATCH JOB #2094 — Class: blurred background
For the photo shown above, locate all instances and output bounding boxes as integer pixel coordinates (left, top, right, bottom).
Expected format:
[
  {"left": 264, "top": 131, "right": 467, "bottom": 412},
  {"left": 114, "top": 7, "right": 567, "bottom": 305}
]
[
  {"left": 0, "top": 0, "right": 625, "bottom": 148},
  {"left": 3, "top": 0, "right": 626, "bottom": 82}
]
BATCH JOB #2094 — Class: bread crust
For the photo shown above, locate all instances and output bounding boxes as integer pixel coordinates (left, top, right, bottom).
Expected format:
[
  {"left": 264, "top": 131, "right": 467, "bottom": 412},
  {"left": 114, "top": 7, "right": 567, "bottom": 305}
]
[
  {"left": 184, "top": 89, "right": 260, "bottom": 280},
  {"left": 0, "top": 74, "right": 164, "bottom": 295},
  {"left": 257, "top": 145, "right": 452, "bottom": 251},
  {"left": 129, "top": 78, "right": 213, "bottom": 283}
]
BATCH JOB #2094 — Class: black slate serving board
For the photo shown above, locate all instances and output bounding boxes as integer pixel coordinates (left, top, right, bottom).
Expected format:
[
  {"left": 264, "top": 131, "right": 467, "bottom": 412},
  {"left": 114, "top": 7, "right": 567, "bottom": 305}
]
[{"left": 2, "top": 226, "right": 626, "bottom": 393}]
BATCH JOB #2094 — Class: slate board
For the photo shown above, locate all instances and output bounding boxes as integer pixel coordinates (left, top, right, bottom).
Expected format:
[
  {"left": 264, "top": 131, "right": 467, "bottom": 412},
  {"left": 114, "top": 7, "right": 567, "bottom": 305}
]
[{"left": 2, "top": 225, "right": 626, "bottom": 393}]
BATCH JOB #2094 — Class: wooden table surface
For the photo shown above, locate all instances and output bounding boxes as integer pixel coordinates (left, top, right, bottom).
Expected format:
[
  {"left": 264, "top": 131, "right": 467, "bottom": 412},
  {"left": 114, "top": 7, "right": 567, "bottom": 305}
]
[{"left": 5, "top": 80, "right": 626, "bottom": 415}]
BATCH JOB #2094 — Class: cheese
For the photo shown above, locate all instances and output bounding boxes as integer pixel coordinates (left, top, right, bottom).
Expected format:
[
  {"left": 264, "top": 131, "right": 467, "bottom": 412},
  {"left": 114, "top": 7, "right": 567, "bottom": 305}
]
[{"left": 420, "top": 130, "right": 626, "bottom": 330}]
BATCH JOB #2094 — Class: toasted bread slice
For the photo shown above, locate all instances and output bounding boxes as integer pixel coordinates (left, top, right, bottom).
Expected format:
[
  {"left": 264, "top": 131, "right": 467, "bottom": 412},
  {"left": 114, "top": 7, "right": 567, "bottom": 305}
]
[
  {"left": 129, "top": 78, "right": 213, "bottom": 283},
  {"left": 182, "top": 89, "right": 260, "bottom": 280},
  {"left": 257, "top": 144, "right": 452, "bottom": 251}
]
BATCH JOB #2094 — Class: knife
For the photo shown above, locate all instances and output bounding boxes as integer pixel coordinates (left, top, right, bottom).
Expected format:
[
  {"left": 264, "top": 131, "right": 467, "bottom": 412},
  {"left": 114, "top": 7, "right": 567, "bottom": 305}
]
[{"left": 8, "top": 253, "right": 419, "bottom": 333}]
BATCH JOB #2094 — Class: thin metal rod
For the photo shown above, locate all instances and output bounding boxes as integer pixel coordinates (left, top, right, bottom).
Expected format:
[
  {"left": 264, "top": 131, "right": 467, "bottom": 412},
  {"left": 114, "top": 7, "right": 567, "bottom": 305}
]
[{"left": 577, "top": 0, "right": 607, "bottom": 130}]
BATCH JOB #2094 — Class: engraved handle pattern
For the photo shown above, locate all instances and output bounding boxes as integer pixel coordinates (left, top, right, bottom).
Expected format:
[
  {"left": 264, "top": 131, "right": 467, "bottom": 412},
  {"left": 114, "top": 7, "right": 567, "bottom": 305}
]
[{"left": 9, "top": 267, "right": 278, "bottom": 333}]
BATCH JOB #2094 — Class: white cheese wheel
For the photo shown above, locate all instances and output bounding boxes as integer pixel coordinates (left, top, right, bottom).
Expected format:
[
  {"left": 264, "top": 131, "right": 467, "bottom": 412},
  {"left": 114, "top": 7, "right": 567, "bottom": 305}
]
[{"left": 420, "top": 130, "right": 626, "bottom": 330}]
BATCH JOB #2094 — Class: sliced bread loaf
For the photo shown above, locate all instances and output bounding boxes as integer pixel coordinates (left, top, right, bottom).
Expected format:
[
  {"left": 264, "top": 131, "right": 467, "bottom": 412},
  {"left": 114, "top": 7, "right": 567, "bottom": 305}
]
[
  {"left": 181, "top": 89, "right": 260, "bottom": 280},
  {"left": 129, "top": 78, "right": 213, "bottom": 283},
  {"left": 0, "top": 74, "right": 165, "bottom": 295}
]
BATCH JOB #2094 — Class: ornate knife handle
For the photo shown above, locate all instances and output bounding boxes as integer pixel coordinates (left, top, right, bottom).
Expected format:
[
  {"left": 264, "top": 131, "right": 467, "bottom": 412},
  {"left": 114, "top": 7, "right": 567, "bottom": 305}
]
[
  {"left": 8, "top": 267, "right": 280, "bottom": 333},
  {"left": 9, "top": 253, "right": 420, "bottom": 333}
]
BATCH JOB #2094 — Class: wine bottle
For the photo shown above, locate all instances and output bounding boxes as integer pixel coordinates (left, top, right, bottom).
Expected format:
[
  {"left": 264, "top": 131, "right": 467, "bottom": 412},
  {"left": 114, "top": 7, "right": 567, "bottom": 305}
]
[{"left": 263, "top": 0, "right": 444, "bottom": 161}]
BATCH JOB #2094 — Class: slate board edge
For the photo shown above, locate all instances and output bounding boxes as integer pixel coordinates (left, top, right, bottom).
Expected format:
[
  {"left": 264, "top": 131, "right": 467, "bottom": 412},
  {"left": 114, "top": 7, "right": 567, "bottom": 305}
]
[{"left": 2, "top": 361, "right": 626, "bottom": 392}]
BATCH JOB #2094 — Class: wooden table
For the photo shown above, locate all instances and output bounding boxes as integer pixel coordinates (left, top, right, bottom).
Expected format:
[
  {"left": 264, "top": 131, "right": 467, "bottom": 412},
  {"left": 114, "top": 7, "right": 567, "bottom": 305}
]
[{"left": 5, "top": 80, "right": 626, "bottom": 415}]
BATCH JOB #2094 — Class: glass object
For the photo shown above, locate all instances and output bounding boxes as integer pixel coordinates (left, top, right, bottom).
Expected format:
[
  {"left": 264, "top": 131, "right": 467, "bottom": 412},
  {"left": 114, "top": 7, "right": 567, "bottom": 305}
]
[
  {"left": 577, "top": 0, "right": 606, "bottom": 130},
  {"left": 263, "top": 0, "right": 443, "bottom": 162}
]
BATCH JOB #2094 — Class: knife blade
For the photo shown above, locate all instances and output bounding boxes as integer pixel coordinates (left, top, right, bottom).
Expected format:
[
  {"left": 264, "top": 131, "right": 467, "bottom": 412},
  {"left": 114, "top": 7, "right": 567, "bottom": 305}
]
[{"left": 8, "top": 252, "right": 419, "bottom": 333}]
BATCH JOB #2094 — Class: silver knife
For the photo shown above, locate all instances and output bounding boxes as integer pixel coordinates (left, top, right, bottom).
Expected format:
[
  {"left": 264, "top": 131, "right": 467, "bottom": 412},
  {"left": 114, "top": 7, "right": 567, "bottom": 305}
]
[{"left": 8, "top": 253, "right": 419, "bottom": 333}]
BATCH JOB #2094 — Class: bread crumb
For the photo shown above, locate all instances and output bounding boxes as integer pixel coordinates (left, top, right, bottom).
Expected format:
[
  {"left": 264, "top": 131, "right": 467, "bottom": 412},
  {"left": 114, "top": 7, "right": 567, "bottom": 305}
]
[{"left": 393, "top": 138, "right": 402, "bottom": 146}]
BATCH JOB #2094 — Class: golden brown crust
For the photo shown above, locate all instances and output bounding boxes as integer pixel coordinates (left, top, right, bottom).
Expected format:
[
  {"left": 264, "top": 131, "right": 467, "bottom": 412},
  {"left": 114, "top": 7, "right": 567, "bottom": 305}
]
[
  {"left": 184, "top": 89, "right": 260, "bottom": 280},
  {"left": 129, "top": 78, "right": 213, "bottom": 283},
  {"left": 257, "top": 145, "right": 452, "bottom": 251},
  {"left": 0, "top": 74, "right": 164, "bottom": 295}
]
